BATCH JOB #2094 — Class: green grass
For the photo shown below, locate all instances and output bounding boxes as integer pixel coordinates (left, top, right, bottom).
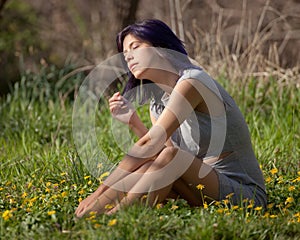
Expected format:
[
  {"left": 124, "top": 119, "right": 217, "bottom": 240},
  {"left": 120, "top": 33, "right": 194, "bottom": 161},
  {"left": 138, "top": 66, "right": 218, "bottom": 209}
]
[{"left": 0, "top": 66, "right": 299, "bottom": 239}]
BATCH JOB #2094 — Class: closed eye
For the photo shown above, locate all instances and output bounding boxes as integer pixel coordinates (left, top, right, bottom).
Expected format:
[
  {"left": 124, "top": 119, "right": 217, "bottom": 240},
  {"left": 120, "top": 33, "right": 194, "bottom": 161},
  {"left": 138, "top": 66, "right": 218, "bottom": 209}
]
[{"left": 132, "top": 44, "right": 139, "bottom": 50}]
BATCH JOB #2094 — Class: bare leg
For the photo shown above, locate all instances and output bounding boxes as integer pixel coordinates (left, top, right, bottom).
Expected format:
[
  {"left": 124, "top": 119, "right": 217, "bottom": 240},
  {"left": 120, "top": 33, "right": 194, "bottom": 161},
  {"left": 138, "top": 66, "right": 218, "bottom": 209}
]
[
  {"left": 108, "top": 147, "right": 219, "bottom": 214},
  {"left": 75, "top": 161, "right": 154, "bottom": 217}
]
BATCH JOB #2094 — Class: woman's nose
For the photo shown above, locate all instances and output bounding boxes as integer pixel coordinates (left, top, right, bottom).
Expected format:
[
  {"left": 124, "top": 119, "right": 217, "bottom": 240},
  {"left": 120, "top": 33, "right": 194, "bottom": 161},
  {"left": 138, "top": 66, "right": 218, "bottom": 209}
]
[{"left": 124, "top": 51, "right": 133, "bottom": 62}]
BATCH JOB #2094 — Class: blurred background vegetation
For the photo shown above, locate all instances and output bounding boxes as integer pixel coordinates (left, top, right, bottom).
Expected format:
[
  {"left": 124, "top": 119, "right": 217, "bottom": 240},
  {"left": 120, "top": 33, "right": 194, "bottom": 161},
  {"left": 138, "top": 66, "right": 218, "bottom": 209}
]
[{"left": 0, "top": 0, "right": 299, "bottom": 96}]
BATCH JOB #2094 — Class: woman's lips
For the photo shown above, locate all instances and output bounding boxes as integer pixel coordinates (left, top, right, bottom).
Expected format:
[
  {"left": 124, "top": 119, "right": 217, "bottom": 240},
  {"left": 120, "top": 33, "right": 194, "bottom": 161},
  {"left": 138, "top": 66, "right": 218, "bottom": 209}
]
[{"left": 129, "top": 63, "right": 138, "bottom": 72}]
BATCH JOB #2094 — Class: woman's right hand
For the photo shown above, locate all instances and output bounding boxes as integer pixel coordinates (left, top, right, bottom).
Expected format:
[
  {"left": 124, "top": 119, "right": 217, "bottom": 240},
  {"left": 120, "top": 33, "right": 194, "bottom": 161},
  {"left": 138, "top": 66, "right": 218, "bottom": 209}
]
[{"left": 109, "top": 92, "right": 136, "bottom": 124}]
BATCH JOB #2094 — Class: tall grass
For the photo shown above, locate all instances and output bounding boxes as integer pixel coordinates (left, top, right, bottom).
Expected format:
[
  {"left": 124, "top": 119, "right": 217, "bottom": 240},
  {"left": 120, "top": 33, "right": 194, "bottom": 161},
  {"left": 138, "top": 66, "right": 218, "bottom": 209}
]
[{"left": 0, "top": 62, "right": 299, "bottom": 239}]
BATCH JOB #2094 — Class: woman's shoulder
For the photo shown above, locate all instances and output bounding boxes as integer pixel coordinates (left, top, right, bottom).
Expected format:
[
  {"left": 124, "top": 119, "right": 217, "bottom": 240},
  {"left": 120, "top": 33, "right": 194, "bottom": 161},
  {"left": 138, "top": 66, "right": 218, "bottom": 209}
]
[
  {"left": 178, "top": 67, "right": 224, "bottom": 99},
  {"left": 178, "top": 67, "right": 237, "bottom": 109},
  {"left": 179, "top": 67, "right": 212, "bottom": 84}
]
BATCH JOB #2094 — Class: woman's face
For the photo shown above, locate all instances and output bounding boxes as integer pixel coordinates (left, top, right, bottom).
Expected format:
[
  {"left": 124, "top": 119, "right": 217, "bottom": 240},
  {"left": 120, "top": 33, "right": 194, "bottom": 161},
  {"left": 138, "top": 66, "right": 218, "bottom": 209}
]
[{"left": 123, "top": 34, "right": 158, "bottom": 79}]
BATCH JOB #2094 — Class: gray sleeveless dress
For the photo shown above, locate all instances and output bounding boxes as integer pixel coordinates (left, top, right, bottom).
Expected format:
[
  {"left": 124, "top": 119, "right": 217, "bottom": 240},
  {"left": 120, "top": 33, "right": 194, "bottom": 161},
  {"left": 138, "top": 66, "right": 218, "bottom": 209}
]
[{"left": 150, "top": 68, "right": 267, "bottom": 207}]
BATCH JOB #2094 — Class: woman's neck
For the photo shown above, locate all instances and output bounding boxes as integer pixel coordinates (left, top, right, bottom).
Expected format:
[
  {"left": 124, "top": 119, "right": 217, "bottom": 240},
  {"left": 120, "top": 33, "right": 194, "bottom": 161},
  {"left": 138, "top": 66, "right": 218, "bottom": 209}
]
[{"left": 149, "top": 69, "right": 179, "bottom": 93}]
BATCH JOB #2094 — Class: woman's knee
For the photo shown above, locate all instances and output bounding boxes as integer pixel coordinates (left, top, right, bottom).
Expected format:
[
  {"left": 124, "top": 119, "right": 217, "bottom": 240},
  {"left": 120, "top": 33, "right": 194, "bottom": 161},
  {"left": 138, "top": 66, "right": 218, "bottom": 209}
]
[
  {"left": 155, "top": 146, "right": 178, "bottom": 166},
  {"left": 136, "top": 161, "right": 152, "bottom": 173}
]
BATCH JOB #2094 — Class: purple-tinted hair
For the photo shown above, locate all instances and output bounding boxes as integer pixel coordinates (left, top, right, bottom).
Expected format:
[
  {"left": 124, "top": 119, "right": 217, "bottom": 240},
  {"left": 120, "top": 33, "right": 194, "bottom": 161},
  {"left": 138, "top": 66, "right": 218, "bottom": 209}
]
[{"left": 116, "top": 19, "right": 191, "bottom": 103}]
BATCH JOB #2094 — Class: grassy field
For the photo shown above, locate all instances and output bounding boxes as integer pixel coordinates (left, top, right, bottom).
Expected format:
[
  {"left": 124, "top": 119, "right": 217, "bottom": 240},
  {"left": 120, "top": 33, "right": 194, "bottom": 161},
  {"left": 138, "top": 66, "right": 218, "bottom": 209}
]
[{"left": 0, "top": 65, "right": 299, "bottom": 240}]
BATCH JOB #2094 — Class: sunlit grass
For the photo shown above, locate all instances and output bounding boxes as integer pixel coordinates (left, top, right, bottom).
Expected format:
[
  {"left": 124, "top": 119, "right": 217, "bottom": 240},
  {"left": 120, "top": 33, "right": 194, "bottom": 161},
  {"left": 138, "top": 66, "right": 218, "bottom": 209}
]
[{"left": 0, "top": 67, "right": 299, "bottom": 239}]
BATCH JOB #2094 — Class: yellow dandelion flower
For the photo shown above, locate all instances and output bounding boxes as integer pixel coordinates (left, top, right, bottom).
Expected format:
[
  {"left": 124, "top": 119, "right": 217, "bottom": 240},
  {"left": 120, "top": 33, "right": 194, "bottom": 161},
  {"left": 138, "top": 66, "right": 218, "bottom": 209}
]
[
  {"left": 217, "top": 208, "right": 224, "bottom": 214},
  {"left": 104, "top": 204, "right": 114, "bottom": 209},
  {"left": 46, "top": 182, "right": 51, "bottom": 187},
  {"left": 53, "top": 183, "right": 59, "bottom": 188},
  {"left": 2, "top": 210, "right": 12, "bottom": 221},
  {"left": 222, "top": 199, "right": 229, "bottom": 205},
  {"left": 298, "top": 171, "right": 300, "bottom": 175},
  {"left": 22, "top": 192, "right": 27, "bottom": 198},
  {"left": 87, "top": 215, "right": 96, "bottom": 221},
  {"left": 288, "top": 186, "right": 295, "bottom": 191},
  {"left": 60, "top": 180, "right": 66, "bottom": 184},
  {"left": 47, "top": 210, "right": 56, "bottom": 216},
  {"left": 12, "top": 185, "right": 16, "bottom": 190},
  {"left": 78, "top": 189, "right": 85, "bottom": 195},
  {"left": 61, "top": 192, "right": 68, "bottom": 198},
  {"left": 171, "top": 205, "right": 178, "bottom": 210},
  {"left": 45, "top": 187, "right": 51, "bottom": 193},
  {"left": 89, "top": 211, "right": 97, "bottom": 216},
  {"left": 285, "top": 197, "right": 294, "bottom": 205},
  {"left": 265, "top": 177, "right": 272, "bottom": 183},
  {"left": 294, "top": 212, "right": 300, "bottom": 217},
  {"left": 108, "top": 219, "right": 117, "bottom": 226},
  {"left": 78, "top": 197, "right": 83, "bottom": 203},
  {"left": 232, "top": 205, "right": 239, "bottom": 210},
  {"left": 98, "top": 172, "right": 110, "bottom": 182},
  {"left": 87, "top": 180, "right": 92, "bottom": 185},
  {"left": 0, "top": 187, "right": 3, "bottom": 191},
  {"left": 263, "top": 212, "right": 270, "bottom": 218},
  {"left": 247, "top": 204, "right": 253, "bottom": 209},
  {"left": 254, "top": 206, "right": 262, "bottom": 211},
  {"left": 5, "top": 181, "right": 11, "bottom": 186},
  {"left": 30, "top": 197, "right": 37, "bottom": 203},
  {"left": 156, "top": 203, "right": 163, "bottom": 209},
  {"left": 203, "top": 202, "right": 208, "bottom": 209},
  {"left": 94, "top": 223, "right": 101, "bottom": 228},
  {"left": 267, "top": 203, "right": 274, "bottom": 209},
  {"left": 84, "top": 175, "right": 90, "bottom": 180},
  {"left": 60, "top": 172, "right": 67, "bottom": 176},
  {"left": 292, "top": 176, "right": 300, "bottom": 182},
  {"left": 270, "top": 214, "right": 277, "bottom": 218},
  {"left": 277, "top": 176, "right": 284, "bottom": 184},
  {"left": 141, "top": 195, "right": 148, "bottom": 200},
  {"left": 196, "top": 184, "right": 205, "bottom": 190},
  {"left": 270, "top": 168, "right": 278, "bottom": 175},
  {"left": 214, "top": 201, "right": 221, "bottom": 206}
]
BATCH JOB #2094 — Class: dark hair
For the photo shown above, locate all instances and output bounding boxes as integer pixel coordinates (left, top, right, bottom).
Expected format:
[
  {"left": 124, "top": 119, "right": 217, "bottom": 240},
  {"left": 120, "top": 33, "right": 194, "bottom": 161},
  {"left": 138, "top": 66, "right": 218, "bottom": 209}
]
[{"left": 116, "top": 19, "right": 191, "bottom": 103}]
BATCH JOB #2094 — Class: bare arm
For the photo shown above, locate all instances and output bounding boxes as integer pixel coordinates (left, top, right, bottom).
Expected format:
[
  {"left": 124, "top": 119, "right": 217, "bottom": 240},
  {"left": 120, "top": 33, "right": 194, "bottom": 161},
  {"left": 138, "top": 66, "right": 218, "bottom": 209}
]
[
  {"left": 150, "top": 111, "right": 174, "bottom": 147},
  {"left": 127, "top": 79, "right": 210, "bottom": 159}
]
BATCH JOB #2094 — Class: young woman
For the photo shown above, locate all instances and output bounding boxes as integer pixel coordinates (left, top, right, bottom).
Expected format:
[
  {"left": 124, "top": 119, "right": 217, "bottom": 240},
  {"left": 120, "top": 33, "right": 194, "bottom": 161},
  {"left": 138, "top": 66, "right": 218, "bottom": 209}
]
[{"left": 75, "top": 19, "right": 266, "bottom": 217}]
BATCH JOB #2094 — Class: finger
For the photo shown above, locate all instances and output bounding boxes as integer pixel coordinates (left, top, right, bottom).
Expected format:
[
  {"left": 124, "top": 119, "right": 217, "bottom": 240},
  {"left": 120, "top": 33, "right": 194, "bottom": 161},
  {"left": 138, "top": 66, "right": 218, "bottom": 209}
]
[
  {"left": 109, "top": 92, "right": 121, "bottom": 102},
  {"left": 109, "top": 101, "right": 125, "bottom": 111},
  {"left": 110, "top": 105, "right": 123, "bottom": 114}
]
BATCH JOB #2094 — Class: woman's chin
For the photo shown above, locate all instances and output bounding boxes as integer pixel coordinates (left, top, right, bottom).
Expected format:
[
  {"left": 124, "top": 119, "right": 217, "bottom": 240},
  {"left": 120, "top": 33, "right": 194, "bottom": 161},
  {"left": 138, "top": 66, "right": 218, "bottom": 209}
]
[
  {"left": 132, "top": 68, "right": 150, "bottom": 80},
  {"left": 132, "top": 70, "right": 144, "bottom": 79}
]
